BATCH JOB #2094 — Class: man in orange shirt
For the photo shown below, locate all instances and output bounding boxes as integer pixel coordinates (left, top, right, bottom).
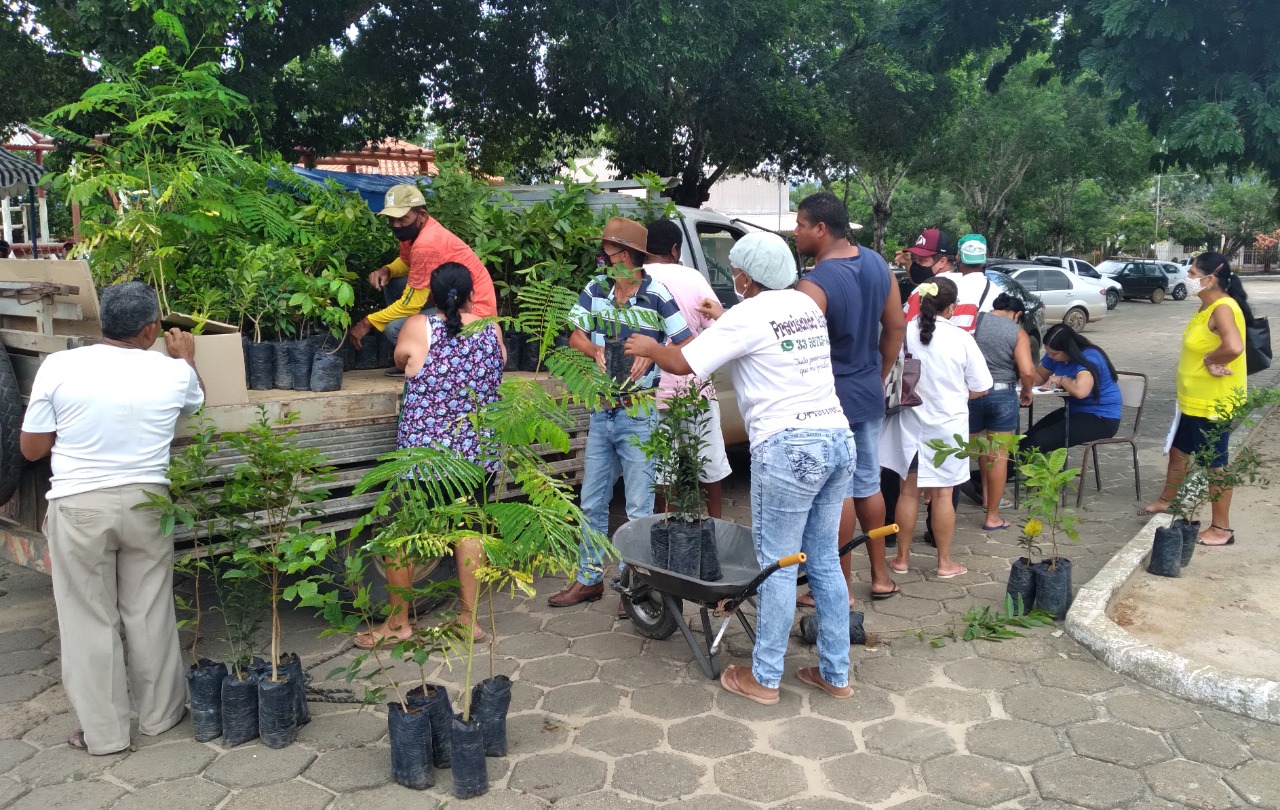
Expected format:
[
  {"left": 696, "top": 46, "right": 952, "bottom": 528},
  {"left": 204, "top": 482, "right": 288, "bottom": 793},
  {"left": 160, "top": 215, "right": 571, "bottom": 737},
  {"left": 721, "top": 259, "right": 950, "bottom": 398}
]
[{"left": 349, "top": 185, "right": 497, "bottom": 370}]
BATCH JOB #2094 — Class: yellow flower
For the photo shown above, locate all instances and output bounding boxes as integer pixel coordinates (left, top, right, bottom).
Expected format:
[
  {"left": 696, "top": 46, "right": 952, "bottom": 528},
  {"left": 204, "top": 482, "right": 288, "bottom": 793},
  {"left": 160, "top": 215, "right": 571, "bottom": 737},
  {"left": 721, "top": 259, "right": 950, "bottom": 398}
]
[{"left": 1023, "top": 518, "right": 1043, "bottom": 538}]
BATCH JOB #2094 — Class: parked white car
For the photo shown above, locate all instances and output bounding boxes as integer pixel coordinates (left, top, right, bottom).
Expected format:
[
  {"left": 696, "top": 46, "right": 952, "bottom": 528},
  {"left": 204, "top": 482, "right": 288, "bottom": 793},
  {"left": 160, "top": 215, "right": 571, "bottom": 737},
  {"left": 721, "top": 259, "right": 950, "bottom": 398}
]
[
  {"left": 1156, "top": 260, "right": 1190, "bottom": 300},
  {"left": 1004, "top": 263, "right": 1110, "bottom": 331}
]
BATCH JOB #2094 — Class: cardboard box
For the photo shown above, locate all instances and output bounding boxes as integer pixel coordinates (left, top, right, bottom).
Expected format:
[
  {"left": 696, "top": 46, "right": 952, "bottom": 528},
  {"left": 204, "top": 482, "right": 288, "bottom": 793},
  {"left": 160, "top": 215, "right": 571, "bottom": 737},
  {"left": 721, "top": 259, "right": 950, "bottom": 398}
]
[
  {"left": 150, "top": 314, "right": 248, "bottom": 408},
  {"left": 0, "top": 263, "right": 248, "bottom": 407}
]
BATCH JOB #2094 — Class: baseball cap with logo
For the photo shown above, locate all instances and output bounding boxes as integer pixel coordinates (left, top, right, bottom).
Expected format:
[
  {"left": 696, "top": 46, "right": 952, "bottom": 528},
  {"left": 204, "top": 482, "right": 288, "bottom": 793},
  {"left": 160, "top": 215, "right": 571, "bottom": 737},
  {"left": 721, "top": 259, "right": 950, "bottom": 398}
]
[
  {"left": 907, "top": 228, "right": 953, "bottom": 258},
  {"left": 593, "top": 217, "right": 649, "bottom": 253},
  {"left": 378, "top": 184, "right": 428, "bottom": 218},
  {"left": 957, "top": 233, "right": 988, "bottom": 265}
]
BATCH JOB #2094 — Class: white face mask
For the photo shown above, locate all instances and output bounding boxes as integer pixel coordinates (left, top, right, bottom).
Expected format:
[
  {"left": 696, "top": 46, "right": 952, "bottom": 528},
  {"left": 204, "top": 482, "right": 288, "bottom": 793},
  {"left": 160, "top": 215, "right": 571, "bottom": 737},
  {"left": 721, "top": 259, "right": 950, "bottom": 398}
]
[
  {"left": 733, "top": 271, "right": 748, "bottom": 302},
  {"left": 1184, "top": 276, "right": 1204, "bottom": 296}
]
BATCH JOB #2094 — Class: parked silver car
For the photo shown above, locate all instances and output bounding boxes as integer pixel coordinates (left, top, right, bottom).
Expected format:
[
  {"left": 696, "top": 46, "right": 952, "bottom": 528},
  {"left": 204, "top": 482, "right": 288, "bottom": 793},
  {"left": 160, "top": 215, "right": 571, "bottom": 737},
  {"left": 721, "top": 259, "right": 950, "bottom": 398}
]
[{"left": 1004, "top": 263, "right": 1110, "bottom": 331}]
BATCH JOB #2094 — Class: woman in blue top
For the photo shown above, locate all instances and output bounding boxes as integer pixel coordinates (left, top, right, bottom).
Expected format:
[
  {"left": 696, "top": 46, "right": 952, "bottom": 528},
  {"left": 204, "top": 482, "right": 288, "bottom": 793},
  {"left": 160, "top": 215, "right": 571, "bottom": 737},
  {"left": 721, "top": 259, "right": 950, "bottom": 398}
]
[{"left": 1024, "top": 323, "right": 1122, "bottom": 453}]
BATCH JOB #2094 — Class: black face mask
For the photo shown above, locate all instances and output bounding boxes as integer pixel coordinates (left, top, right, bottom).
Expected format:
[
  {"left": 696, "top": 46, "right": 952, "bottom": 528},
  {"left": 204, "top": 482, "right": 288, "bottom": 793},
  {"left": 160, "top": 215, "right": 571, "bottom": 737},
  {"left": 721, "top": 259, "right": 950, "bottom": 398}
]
[
  {"left": 909, "top": 261, "right": 935, "bottom": 285},
  {"left": 391, "top": 220, "right": 423, "bottom": 243}
]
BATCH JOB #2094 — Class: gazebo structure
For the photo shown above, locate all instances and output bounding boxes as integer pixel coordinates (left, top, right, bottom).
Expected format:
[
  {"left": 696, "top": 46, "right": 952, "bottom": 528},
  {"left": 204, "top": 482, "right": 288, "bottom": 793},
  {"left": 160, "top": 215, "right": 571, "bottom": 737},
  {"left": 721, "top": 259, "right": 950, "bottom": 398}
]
[{"left": 1, "top": 127, "right": 57, "bottom": 258}]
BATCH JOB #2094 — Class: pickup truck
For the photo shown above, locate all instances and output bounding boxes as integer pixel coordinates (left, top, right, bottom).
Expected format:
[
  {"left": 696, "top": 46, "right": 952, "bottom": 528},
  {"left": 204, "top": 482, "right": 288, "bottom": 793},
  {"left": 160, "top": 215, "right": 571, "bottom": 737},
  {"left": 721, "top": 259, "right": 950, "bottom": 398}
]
[{"left": 0, "top": 194, "right": 756, "bottom": 577}]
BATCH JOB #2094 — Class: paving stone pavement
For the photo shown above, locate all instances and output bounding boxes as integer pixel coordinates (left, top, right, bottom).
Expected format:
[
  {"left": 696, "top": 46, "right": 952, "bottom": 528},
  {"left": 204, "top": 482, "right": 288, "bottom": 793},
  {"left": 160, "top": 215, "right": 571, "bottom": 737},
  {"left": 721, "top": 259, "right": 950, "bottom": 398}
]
[{"left": 1, "top": 288, "right": 1278, "bottom": 809}]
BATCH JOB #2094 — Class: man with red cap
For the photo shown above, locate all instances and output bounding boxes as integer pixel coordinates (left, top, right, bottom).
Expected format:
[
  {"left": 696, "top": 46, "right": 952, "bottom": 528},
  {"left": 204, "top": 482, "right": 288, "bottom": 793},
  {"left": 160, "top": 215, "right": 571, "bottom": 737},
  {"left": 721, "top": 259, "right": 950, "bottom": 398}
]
[{"left": 902, "top": 228, "right": 996, "bottom": 333}]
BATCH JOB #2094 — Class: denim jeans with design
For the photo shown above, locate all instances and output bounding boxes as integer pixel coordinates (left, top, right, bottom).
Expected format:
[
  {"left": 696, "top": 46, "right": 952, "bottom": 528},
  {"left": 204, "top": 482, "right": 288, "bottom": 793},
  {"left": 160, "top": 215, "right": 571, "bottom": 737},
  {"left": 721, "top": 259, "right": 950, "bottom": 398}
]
[
  {"left": 750, "top": 427, "right": 855, "bottom": 689},
  {"left": 576, "top": 406, "right": 657, "bottom": 585}
]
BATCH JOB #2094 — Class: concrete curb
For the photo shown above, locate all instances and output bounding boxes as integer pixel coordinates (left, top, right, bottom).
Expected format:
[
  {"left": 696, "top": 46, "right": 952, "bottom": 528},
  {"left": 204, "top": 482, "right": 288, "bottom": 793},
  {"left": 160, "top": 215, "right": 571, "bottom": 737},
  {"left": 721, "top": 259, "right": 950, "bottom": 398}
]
[{"left": 1065, "top": 513, "right": 1280, "bottom": 724}]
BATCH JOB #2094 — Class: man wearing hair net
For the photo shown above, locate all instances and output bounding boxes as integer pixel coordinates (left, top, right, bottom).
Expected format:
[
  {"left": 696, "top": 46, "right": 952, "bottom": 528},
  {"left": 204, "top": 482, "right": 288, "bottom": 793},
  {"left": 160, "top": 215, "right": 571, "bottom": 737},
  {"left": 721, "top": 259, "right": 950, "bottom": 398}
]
[{"left": 626, "top": 232, "right": 856, "bottom": 704}]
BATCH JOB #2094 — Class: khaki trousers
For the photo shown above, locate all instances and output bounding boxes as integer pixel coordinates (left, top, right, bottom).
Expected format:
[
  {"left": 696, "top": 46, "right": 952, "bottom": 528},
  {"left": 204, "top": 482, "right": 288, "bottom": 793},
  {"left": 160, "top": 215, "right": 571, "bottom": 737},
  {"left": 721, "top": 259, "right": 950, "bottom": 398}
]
[{"left": 45, "top": 484, "right": 185, "bottom": 754}]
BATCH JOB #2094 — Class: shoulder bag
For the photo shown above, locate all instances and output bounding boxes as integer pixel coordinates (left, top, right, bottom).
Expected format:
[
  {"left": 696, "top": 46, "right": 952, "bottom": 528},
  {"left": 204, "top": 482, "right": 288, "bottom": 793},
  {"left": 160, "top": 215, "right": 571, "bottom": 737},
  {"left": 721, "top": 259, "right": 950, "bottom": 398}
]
[
  {"left": 885, "top": 352, "right": 922, "bottom": 416},
  {"left": 1245, "top": 315, "right": 1272, "bottom": 375}
]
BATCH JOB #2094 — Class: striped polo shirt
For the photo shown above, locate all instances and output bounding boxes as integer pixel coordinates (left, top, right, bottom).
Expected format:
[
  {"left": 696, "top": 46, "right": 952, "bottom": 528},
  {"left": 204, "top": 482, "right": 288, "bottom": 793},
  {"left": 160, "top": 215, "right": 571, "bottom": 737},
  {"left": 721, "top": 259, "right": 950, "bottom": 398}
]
[{"left": 569, "top": 272, "right": 692, "bottom": 389}]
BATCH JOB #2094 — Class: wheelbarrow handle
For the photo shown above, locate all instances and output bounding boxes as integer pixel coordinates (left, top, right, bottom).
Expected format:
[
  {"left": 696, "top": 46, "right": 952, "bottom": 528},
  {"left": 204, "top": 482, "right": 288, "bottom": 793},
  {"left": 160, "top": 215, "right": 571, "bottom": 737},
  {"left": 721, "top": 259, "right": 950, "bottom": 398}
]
[
  {"left": 776, "top": 552, "right": 807, "bottom": 569},
  {"left": 719, "top": 552, "right": 808, "bottom": 615},
  {"left": 836, "top": 523, "right": 900, "bottom": 557}
]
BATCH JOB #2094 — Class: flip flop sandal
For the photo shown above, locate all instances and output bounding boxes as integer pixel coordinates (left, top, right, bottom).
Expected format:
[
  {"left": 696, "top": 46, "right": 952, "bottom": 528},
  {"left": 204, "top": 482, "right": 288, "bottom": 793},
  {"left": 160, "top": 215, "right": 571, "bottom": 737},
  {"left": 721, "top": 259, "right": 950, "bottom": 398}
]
[
  {"left": 982, "top": 521, "right": 1011, "bottom": 531},
  {"left": 720, "top": 665, "right": 779, "bottom": 706},
  {"left": 796, "top": 666, "right": 853, "bottom": 699},
  {"left": 870, "top": 584, "right": 901, "bottom": 600},
  {"left": 935, "top": 565, "right": 969, "bottom": 579},
  {"left": 354, "top": 629, "right": 413, "bottom": 650},
  {"left": 888, "top": 561, "right": 910, "bottom": 574}
]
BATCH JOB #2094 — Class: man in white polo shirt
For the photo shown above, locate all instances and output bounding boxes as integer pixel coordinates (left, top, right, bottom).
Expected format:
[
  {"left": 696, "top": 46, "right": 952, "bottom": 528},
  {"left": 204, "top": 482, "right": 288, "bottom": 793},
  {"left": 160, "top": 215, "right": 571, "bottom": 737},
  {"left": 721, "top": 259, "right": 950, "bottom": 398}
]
[{"left": 21, "top": 282, "right": 204, "bottom": 755}]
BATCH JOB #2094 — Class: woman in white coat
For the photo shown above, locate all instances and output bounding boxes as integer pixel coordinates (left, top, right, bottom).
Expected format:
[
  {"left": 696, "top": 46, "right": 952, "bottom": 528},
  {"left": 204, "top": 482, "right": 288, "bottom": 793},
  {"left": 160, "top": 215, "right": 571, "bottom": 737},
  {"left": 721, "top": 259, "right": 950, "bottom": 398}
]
[{"left": 882, "top": 277, "right": 992, "bottom": 578}]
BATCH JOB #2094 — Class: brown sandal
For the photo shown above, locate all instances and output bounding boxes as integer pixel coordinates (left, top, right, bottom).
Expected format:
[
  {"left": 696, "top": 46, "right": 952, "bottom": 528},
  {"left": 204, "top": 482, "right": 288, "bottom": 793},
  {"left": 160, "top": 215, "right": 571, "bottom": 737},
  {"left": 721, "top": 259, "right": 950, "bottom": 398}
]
[
  {"left": 720, "top": 665, "right": 779, "bottom": 705},
  {"left": 796, "top": 666, "right": 854, "bottom": 699}
]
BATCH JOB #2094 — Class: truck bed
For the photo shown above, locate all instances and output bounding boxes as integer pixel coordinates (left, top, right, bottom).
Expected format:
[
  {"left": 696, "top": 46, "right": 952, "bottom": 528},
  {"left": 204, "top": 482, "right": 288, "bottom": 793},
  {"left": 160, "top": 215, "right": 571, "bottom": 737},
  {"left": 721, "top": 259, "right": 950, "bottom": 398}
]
[{"left": 0, "top": 370, "right": 591, "bottom": 574}]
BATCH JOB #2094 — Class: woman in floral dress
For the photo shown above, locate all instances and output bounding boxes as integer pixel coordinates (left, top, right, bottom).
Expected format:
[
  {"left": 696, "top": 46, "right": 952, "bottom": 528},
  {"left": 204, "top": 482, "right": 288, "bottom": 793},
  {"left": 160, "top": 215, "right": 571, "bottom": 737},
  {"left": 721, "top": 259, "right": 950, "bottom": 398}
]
[{"left": 356, "top": 262, "right": 506, "bottom": 648}]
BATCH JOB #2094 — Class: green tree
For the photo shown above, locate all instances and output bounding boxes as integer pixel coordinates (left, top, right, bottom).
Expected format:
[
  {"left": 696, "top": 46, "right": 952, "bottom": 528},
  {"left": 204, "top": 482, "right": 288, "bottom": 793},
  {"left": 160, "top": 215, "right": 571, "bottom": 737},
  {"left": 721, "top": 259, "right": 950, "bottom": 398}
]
[
  {"left": 530, "top": 0, "right": 863, "bottom": 207},
  {"left": 901, "top": 0, "right": 1280, "bottom": 187},
  {"left": 798, "top": 2, "right": 954, "bottom": 253},
  {"left": 9, "top": 0, "right": 492, "bottom": 158},
  {"left": 1021, "top": 82, "right": 1153, "bottom": 255},
  {"left": 1163, "top": 175, "right": 1278, "bottom": 256},
  {"left": 926, "top": 57, "right": 1062, "bottom": 254}
]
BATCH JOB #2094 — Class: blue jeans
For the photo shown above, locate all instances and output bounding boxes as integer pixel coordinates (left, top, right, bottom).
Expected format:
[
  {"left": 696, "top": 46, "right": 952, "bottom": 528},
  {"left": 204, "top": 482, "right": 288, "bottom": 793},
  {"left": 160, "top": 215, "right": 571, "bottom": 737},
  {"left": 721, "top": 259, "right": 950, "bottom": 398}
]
[
  {"left": 847, "top": 418, "right": 882, "bottom": 499},
  {"left": 380, "top": 277, "right": 436, "bottom": 347},
  {"left": 576, "top": 406, "right": 657, "bottom": 585},
  {"left": 750, "top": 428, "right": 855, "bottom": 689}
]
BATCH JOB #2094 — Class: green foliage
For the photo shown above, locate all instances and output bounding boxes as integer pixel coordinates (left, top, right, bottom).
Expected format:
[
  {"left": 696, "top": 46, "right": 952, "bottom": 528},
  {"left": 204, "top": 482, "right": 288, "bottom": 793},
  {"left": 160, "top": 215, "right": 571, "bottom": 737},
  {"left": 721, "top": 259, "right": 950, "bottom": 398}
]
[
  {"left": 42, "top": 26, "right": 392, "bottom": 332},
  {"left": 930, "top": 434, "right": 1080, "bottom": 567},
  {"left": 1171, "top": 387, "right": 1280, "bottom": 522},
  {"left": 422, "top": 143, "right": 675, "bottom": 316},
  {"left": 923, "top": 596, "right": 1057, "bottom": 647},
  {"left": 141, "top": 408, "right": 264, "bottom": 669},
  {"left": 219, "top": 407, "right": 336, "bottom": 682},
  {"left": 636, "top": 378, "right": 713, "bottom": 523}
]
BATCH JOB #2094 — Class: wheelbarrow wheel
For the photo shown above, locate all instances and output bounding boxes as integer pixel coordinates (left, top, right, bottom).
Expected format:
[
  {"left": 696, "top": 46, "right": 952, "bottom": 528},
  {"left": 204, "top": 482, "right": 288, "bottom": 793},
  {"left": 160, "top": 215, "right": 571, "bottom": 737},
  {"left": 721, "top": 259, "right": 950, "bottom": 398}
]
[{"left": 619, "top": 568, "right": 680, "bottom": 640}]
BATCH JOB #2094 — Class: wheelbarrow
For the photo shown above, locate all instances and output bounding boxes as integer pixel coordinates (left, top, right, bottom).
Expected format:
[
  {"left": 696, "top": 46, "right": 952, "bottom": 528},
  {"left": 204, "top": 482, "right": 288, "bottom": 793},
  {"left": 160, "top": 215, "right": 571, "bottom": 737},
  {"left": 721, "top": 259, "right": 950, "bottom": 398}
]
[{"left": 611, "top": 515, "right": 897, "bottom": 679}]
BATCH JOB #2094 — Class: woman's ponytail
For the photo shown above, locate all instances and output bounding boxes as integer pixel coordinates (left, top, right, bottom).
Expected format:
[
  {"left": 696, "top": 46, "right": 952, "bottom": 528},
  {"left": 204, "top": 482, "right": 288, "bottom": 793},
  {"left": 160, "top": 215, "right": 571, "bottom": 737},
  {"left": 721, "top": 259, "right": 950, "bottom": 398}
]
[
  {"left": 916, "top": 276, "right": 958, "bottom": 346},
  {"left": 430, "top": 262, "right": 474, "bottom": 338}
]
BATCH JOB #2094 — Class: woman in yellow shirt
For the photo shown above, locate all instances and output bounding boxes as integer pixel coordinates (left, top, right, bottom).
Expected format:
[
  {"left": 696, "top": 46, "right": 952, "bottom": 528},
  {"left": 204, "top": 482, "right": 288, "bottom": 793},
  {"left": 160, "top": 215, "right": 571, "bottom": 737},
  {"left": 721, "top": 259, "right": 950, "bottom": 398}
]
[{"left": 1142, "top": 252, "right": 1248, "bottom": 546}]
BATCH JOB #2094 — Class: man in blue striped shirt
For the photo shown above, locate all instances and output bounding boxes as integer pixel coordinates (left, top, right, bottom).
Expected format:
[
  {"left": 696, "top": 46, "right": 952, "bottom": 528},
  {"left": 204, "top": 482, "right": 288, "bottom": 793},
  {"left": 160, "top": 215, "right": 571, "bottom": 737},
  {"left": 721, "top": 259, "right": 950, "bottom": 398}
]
[{"left": 549, "top": 217, "right": 693, "bottom": 610}]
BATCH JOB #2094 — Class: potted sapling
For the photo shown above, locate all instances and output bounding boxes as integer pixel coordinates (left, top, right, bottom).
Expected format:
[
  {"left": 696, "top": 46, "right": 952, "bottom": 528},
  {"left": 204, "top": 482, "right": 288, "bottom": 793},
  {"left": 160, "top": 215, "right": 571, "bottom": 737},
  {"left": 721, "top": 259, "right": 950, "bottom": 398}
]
[
  {"left": 1151, "top": 467, "right": 1208, "bottom": 577},
  {"left": 286, "top": 262, "right": 356, "bottom": 391},
  {"left": 142, "top": 410, "right": 233, "bottom": 742},
  {"left": 222, "top": 407, "right": 336, "bottom": 747},
  {"left": 635, "top": 377, "right": 720, "bottom": 580},
  {"left": 307, "top": 535, "right": 461, "bottom": 790},
  {"left": 1151, "top": 387, "right": 1280, "bottom": 576},
  {"left": 931, "top": 435, "right": 1081, "bottom": 619},
  {"left": 345, "top": 296, "right": 604, "bottom": 797},
  {"left": 229, "top": 249, "right": 282, "bottom": 391},
  {"left": 143, "top": 409, "right": 267, "bottom": 745}
]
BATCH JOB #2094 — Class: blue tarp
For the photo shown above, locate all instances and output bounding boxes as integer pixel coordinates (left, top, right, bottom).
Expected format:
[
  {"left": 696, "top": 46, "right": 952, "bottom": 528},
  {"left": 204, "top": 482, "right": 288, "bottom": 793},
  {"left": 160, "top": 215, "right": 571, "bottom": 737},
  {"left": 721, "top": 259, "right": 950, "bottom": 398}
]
[{"left": 291, "top": 167, "right": 432, "bottom": 213}]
